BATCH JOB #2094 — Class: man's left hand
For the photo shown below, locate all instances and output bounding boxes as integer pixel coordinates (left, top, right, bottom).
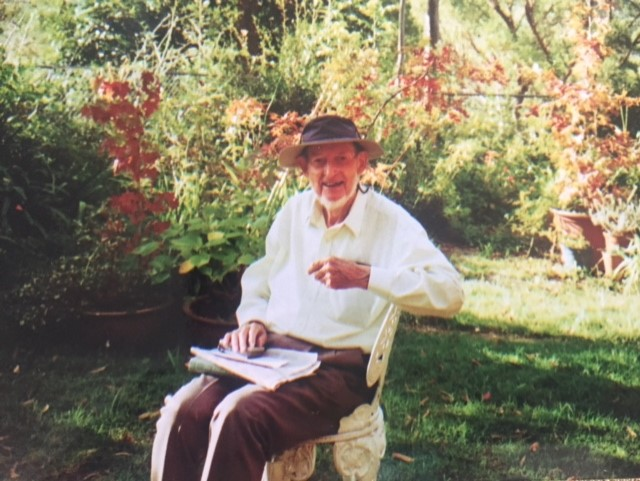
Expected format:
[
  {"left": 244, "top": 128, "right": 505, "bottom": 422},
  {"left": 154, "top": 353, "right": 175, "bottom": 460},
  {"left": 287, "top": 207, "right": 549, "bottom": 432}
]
[{"left": 308, "top": 257, "right": 370, "bottom": 290}]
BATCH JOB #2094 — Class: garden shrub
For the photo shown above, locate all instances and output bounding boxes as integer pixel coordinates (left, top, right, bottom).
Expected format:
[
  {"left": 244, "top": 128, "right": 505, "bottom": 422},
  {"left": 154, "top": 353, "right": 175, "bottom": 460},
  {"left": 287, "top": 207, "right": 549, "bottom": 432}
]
[
  {"left": 0, "top": 55, "right": 113, "bottom": 268},
  {"left": 7, "top": 0, "right": 640, "bottom": 275},
  {"left": 55, "top": 0, "right": 223, "bottom": 66},
  {"left": 110, "top": 1, "right": 407, "bottom": 291}
]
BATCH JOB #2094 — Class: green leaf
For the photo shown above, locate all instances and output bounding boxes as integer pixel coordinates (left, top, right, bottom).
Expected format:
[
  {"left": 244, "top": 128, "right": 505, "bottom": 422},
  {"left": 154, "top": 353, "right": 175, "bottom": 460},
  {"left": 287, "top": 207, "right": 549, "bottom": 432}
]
[
  {"left": 133, "top": 241, "right": 161, "bottom": 256},
  {"left": 149, "top": 254, "right": 173, "bottom": 270},
  {"left": 237, "top": 253, "right": 255, "bottom": 265},
  {"left": 151, "top": 272, "right": 170, "bottom": 285},
  {"left": 187, "top": 253, "right": 212, "bottom": 268},
  {"left": 221, "top": 161, "right": 240, "bottom": 184},
  {"left": 207, "top": 231, "right": 225, "bottom": 243},
  {"left": 170, "top": 233, "right": 203, "bottom": 252}
]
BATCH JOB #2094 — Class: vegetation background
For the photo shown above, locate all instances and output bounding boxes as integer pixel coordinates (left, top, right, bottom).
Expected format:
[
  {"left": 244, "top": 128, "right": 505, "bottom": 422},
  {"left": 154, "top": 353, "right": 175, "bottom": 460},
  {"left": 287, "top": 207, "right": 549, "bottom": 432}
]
[
  {"left": 3, "top": 0, "right": 640, "bottom": 287},
  {"left": 1, "top": 1, "right": 639, "bottom": 480}
]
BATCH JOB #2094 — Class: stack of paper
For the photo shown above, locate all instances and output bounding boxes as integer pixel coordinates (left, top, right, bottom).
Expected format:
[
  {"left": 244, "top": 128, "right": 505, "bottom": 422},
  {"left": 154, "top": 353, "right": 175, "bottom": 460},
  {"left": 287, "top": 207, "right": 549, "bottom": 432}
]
[{"left": 189, "top": 347, "right": 321, "bottom": 391}]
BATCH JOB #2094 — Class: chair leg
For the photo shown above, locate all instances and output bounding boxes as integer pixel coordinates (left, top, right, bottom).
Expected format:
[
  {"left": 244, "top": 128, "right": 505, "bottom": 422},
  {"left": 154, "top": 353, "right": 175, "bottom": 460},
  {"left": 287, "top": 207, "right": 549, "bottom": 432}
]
[
  {"left": 263, "top": 444, "right": 316, "bottom": 481},
  {"left": 333, "top": 417, "right": 386, "bottom": 481}
]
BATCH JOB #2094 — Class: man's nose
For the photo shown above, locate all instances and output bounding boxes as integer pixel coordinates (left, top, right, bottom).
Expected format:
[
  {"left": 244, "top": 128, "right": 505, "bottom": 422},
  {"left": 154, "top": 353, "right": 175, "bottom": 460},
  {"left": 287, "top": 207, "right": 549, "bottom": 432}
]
[{"left": 323, "top": 160, "right": 339, "bottom": 177}]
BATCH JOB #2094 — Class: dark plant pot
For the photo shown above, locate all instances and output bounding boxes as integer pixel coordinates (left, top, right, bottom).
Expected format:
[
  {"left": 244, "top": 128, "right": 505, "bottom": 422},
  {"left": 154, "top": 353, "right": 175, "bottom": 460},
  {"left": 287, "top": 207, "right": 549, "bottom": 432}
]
[
  {"left": 183, "top": 296, "right": 238, "bottom": 348},
  {"left": 182, "top": 269, "right": 243, "bottom": 348},
  {"left": 72, "top": 297, "right": 183, "bottom": 352},
  {"left": 550, "top": 209, "right": 606, "bottom": 271}
]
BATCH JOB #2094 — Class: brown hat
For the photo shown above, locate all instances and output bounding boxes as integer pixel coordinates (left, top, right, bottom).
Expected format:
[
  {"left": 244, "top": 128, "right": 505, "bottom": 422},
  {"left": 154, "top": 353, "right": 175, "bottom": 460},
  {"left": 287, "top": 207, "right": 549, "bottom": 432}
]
[{"left": 278, "top": 115, "right": 384, "bottom": 168}]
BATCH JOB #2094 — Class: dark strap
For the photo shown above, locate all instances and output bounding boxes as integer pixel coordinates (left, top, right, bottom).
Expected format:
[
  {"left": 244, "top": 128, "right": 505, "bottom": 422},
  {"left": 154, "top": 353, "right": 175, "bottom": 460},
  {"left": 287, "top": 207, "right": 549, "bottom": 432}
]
[{"left": 266, "top": 333, "right": 367, "bottom": 368}]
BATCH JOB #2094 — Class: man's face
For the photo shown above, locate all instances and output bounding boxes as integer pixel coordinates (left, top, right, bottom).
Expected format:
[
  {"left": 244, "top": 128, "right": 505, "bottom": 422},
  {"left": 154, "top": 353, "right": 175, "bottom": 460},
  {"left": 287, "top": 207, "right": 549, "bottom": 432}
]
[{"left": 298, "top": 142, "right": 368, "bottom": 215}]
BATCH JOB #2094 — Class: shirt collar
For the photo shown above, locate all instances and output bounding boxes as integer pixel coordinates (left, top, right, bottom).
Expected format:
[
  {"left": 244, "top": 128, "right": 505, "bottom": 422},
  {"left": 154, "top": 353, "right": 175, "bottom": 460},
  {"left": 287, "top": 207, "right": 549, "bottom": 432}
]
[{"left": 308, "top": 189, "right": 369, "bottom": 236}]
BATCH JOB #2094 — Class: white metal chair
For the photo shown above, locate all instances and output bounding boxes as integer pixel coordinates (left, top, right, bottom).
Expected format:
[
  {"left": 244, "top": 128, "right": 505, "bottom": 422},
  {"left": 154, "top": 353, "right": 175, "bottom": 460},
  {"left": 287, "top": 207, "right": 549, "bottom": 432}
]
[{"left": 263, "top": 304, "right": 401, "bottom": 481}]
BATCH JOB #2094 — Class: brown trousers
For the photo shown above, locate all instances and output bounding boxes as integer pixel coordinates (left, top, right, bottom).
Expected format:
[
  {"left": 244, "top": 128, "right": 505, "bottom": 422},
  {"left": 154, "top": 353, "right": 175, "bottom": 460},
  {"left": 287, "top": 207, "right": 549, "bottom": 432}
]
[{"left": 151, "top": 335, "right": 374, "bottom": 481}]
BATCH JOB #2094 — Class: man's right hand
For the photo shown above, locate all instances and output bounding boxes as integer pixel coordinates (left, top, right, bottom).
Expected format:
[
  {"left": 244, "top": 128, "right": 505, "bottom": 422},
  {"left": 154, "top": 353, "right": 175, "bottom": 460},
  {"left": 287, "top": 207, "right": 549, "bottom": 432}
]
[
  {"left": 220, "top": 320, "right": 268, "bottom": 354},
  {"left": 308, "top": 256, "right": 371, "bottom": 289}
]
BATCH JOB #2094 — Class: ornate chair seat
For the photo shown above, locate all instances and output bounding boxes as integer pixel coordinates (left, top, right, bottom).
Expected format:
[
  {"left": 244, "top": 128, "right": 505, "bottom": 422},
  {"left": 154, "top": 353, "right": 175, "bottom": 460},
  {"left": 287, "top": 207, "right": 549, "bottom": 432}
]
[{"left": 263, "top": 304, "right": 401, "bottom": 481}]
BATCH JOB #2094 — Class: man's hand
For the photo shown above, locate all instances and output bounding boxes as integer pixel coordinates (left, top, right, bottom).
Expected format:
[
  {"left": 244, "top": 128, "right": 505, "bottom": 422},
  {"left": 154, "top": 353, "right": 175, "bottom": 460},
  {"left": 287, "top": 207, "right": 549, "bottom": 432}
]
[
  {"left": 220, "top": 320, "right": 268, "bottom": 354},
  {"left": 308, "top": 257, "right": 371, "bottom": 290}
]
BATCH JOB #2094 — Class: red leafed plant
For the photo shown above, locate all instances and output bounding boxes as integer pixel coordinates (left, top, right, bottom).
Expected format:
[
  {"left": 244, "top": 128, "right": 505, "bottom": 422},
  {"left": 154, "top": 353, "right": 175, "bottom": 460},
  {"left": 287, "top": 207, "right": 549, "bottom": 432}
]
[
  {"left": 530, "top": 2, "right": 640, "bottom": 213},
  {"left": 82, "top": 71, "right": 177, "bottom": 258}
]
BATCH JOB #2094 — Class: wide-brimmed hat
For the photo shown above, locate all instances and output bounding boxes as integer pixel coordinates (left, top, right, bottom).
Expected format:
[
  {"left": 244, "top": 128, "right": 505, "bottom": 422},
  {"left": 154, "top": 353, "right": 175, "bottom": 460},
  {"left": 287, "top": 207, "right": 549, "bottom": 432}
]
[{"left": 278, "top": 115, "right": 384, "bottom": 167}]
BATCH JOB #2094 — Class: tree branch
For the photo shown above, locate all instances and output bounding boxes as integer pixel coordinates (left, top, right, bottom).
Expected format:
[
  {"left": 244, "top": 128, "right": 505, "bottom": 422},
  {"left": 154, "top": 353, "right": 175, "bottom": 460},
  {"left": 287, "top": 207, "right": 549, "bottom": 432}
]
[
  {"left": 525, "top": 0, "right": 552, "bottom": 64},
  {"left": 619, "top": 29, "right": 640, "bottom": 66},
  {"left": 616, "top": 7, "right": 640, "bottom": 66},
  {"left": 488, "top": 0, "right": 518, "bottom": 38}
]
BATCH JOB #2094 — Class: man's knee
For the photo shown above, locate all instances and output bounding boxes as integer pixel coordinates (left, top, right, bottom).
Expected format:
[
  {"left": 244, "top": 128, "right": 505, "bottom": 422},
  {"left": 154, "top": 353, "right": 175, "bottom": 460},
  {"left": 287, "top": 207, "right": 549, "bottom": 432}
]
[
  {"left": 211, "top": 385, "right": 272, "bottom": 444},
  {"left": 156, "top": 376, "right": 219, "bottom": 438}
]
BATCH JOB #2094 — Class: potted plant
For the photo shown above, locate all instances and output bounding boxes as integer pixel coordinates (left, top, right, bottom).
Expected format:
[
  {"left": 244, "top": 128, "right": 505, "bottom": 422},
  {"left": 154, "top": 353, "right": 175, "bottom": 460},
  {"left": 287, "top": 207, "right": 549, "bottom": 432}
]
[
  {"left": 589, "top": 191, "right": 640, "bottom": 277},
  {"left": 68, "top": 70, "right": 182, "bottom": 348},
  {"left": 532, "top": 11, "right": 640, "bottom": 271},
  {"left": 165, "top": 194, "right": 266, "bottom": 328},
  {"left": 4, "top": 225, "right": 180, "bottom": 350},
  {"left": 546, "top": 120, "right": 640, "bottom": 272}
]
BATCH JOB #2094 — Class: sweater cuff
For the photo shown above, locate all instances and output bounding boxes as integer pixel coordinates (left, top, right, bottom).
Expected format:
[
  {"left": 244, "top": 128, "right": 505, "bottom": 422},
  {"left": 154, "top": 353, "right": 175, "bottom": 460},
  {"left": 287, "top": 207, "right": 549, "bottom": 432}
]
[
  {"left": 237, "top": 311, "right": 270, "bottom": 330},
  {"left": 367, "top": 266, "right": 394, "bottom": 298}
]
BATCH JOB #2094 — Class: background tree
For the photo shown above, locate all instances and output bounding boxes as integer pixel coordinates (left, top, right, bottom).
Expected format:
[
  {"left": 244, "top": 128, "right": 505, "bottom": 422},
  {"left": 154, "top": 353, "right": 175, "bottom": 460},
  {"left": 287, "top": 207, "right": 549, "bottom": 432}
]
[
  {"left": 428, "top": 0, "right": 440, "bottom": 46},
  {"left": 1, "top": 0, "right": 639, "bottom": 263}
]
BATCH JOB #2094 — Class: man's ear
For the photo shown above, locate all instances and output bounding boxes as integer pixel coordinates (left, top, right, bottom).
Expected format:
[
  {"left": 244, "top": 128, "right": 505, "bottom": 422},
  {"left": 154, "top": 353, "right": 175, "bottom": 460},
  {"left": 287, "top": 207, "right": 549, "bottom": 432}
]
[
  {"left": 296, "top": 155, "right": 308, "bottom": 174},
  {"left": 356, "top": 151, "right": 369, "bottom": 174}
]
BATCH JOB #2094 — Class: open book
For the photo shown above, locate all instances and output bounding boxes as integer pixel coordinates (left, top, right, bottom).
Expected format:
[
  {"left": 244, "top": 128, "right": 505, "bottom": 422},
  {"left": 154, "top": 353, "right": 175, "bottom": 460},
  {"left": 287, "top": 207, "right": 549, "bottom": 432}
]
[{"left": 189, "top": 347, "right": 321, "bottom": 391}]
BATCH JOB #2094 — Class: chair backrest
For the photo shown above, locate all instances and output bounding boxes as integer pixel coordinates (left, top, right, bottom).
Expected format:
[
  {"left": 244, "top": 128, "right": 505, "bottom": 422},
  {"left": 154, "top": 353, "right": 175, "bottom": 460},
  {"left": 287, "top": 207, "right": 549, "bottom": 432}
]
[{"left": 365, "top": 304, "right": 400, "bottom": 406}]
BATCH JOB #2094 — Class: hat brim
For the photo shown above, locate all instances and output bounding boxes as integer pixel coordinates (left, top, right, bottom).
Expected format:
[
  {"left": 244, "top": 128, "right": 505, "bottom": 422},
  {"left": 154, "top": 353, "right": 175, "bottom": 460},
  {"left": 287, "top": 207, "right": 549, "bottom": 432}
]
[{"left": 278, "top": 139, "right": 384, "bottom": 168}]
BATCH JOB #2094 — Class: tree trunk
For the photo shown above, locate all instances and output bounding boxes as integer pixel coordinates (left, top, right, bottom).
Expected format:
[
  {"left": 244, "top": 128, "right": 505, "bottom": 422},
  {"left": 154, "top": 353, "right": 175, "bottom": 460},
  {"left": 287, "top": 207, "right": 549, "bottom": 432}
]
[
  {"left": 428, "top": 0, "right": 440, "bottom": 47},
  {"left": 396, "top": 0, "right": 407, "bottom": 77},
  {"left": 238, "top": 0, "right": 261, "bottom": 55}
]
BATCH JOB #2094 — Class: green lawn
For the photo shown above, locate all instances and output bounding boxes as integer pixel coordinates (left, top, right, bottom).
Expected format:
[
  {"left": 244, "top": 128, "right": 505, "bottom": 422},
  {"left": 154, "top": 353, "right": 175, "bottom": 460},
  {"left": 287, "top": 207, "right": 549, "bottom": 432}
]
[{"left": 1, "top": 250, "right": 639, "bottom": 480}]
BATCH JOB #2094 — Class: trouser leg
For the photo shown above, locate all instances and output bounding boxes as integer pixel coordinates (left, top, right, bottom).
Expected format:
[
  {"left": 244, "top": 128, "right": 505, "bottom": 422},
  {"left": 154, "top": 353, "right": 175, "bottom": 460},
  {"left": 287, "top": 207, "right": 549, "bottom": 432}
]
[
  {"left": 203, "top": 360, "right": 374, "bottom": 481},
  {"left": 151, "top": 374, "right": 246, "bottom": 481},
  {"left": 152, "top": 349, "right": 373, "bottom": 481}
]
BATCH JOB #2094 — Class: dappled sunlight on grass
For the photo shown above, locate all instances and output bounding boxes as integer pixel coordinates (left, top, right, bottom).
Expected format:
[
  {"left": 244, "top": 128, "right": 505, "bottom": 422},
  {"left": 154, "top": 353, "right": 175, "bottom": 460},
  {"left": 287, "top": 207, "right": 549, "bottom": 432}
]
[
  {"left": 382, "top": 321, "right": 640, "bottom": 480},
  {"left": 452, "top": 252, "right": 640, "bottom": 340},
  {"left": 2, "top": 250, "right": 639, "bottom": 481}
]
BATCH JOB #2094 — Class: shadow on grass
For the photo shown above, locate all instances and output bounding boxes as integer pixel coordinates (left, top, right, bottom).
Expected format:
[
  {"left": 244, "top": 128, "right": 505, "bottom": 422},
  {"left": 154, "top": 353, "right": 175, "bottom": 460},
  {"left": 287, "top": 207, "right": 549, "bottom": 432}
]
[
  {"left": 2, "top": 423, "right": 147, "bottom": 481},
  {"left": 2, "top": 312, "right": 638, "bottom": 481},
  {"left": 0, "top": 342, "right": 191, "bottom": 481},
  {"left": 375, "top": 315, "right": 640, "bottom": 481}
]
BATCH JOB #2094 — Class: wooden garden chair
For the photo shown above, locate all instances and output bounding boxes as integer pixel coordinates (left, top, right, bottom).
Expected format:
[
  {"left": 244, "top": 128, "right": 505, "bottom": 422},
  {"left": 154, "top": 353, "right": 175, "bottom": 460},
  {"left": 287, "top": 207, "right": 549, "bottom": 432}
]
[{"left": 263, "top": 304, "right": 401, "bottom": 481}]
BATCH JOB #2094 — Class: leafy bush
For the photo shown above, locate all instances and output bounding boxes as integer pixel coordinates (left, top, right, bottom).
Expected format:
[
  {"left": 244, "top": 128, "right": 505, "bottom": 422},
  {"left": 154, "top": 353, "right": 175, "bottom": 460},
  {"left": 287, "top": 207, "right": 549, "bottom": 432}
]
[
  {"left": 3, "top": 225, "right": 175, "bottom": 332},
  {"left": 140, "top": 95, "right": 298, "bottom": 294},
  {"left": 0, "top": 55, "right": 113, "bottom": 267},
  {"left": 82, "top": 70, "right": 178, "bottom": 282},
  {"left": 6, "top": 0, "right": 640, "bottom": 271}
]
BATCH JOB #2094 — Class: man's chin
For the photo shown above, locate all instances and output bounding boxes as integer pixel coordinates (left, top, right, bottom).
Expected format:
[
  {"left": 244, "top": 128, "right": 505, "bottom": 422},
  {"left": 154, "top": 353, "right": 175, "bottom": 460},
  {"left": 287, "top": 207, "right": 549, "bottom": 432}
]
[{"left": 318, "top": 197, "right": 348, "bottom": 211}]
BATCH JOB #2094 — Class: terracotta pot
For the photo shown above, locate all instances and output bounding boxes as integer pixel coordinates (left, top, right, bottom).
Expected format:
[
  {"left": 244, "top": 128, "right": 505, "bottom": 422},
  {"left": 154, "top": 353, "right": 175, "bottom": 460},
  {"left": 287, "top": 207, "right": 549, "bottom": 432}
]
[
  {"left": 602, "top": 231, "right": 633, "bottom": 277},
  {"left": 550, "top": 209, "right": 605, "bottom": 270}
]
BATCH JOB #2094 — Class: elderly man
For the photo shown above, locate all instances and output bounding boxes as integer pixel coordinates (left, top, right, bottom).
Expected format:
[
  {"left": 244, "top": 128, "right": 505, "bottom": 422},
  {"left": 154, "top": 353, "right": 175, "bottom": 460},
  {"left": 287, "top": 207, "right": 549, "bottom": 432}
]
[{"left": 151, "top": 115, "right": 464, "bottom": 481}]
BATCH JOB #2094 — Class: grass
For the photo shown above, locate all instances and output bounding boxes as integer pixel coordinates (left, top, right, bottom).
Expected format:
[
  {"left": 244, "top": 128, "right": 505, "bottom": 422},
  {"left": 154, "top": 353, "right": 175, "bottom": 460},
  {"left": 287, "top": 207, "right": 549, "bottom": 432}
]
[
  {"left": 1, "top": 249, "right": 640, "bottom": 480},
  {"left": 0, "top": 346, "right": 192, "bottom": 480},
  {"left": 453, "top": 252, "right": 640, "bottom": 339}
]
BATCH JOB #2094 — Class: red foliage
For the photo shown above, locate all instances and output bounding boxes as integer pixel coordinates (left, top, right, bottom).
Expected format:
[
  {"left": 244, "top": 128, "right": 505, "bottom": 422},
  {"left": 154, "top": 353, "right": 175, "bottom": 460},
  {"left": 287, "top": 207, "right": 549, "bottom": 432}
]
[
  {"left": 529, "top": 34, "right": 640, "bottom": 210},
  {"left": 260, "top": 111, "right": 306, "bottom": 159},
  {"left": 83, "top": 72, "right": 176, "bottom": 253}
]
